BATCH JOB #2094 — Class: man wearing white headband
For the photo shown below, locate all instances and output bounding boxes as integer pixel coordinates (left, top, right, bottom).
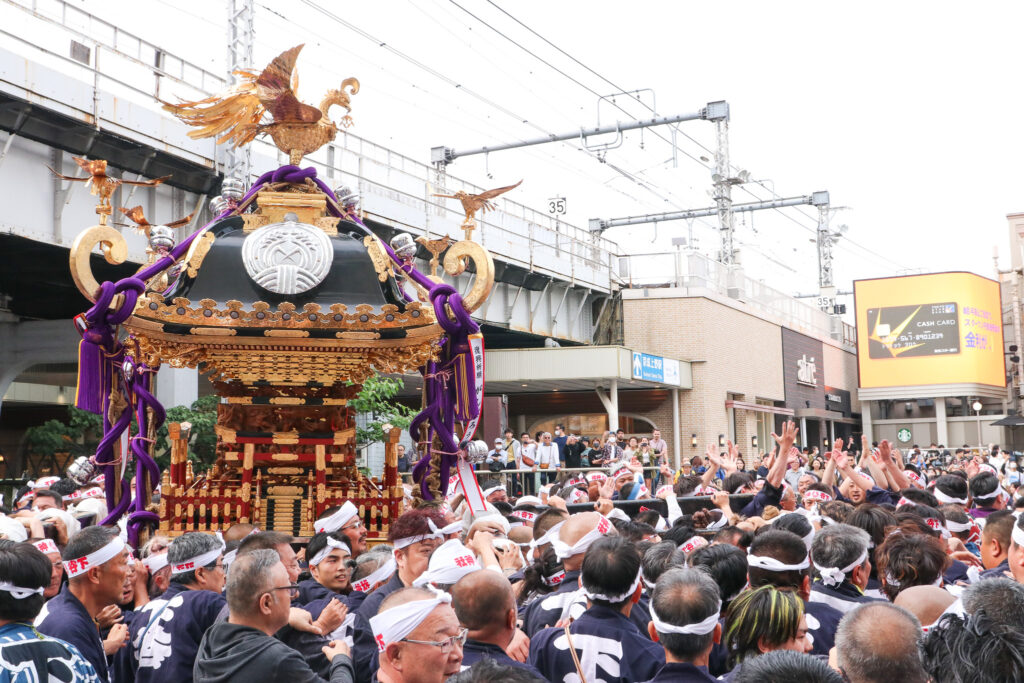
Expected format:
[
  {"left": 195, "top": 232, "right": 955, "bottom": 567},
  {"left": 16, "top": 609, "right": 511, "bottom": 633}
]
[
  {"left": 746, "top": 529, "right": 843, "bottom": 658},
  {"left": 315, "top": 502, "right": 368, "bottom": 557},
  {"left": 521, "top": 512, "right": 613, "bottom": 636},
  {"left": 482, "top": 484, "right": 507, "bottom": 504},
  {"left": 35, "top": 526, "right": 129, "bottom": 680},
  {"left": 134, "top": 532, "right": 225, "bottom": 683},
  {"left": 372, "top": 586, "right": 465, "bottom": 683},
  {"left": 139, "top": 535, "right": 172, "bottom": 600},
  {"left": 529, "top": 535, "right": 663, "bottom": 682},
  {"left": 969, "top": 471, "right": 1007, "bottom": 520},
  {"left": 807, "top": 524, "right": 881, "bottom": 615},
  {"left": 297, "top": 532, "right": 353, "bottom": 604},
  {"left": 194, "top": 549, "right": 352, "bottom": 682},
  {"left": 977, "top": 510, "right": 1014, "bottom": 579},
  {"left": 643, "top": 567, "right": 722, "bottom": 683},
  {"left": 0, "top": 540, "right": 99, "bottom": 681},
  {"left": 24, "top": 537, "right": 63, "bottom": 599},
  {"left": 356, "top": 509, "right": 448, "bottom": 619}
]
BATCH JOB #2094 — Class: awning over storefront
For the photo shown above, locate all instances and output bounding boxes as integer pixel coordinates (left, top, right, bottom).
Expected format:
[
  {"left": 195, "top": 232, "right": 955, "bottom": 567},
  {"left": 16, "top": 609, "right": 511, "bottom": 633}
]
[
  {"left": 794, "top": 407, "right": 859, "bottom": 425},
  {"left": 484, "top": 346, "right": 692, "bottom": 393},
  {"left": 725, "top": 400, "right": 793, "bottom": 417},
  {"left": 991, "top": 415, "right": 1024, "bottom": 427}
]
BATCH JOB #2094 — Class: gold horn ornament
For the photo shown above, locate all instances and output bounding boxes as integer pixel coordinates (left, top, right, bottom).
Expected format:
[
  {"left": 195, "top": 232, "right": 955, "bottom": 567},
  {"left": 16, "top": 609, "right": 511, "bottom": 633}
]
[{"left": 69, "top": 225, "right": 128, "bottom": 302}]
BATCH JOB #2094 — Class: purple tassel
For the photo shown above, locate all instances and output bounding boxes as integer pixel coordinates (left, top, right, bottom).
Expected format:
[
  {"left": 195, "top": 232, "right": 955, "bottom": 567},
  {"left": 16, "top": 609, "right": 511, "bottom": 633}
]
[{"left": 74, "top": 338, "right": 107, "bottom": 414}]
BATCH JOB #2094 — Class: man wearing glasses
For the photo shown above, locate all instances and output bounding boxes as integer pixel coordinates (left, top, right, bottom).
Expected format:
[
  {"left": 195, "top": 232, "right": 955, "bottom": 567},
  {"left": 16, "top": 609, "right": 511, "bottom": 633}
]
[
  {"left": 315, "top": 502, "right": 369, "bottom": 558},
  {"left": 194, "top": 549, "right": 353, "bottom": 681},
  {"left": 371, "top": 586, "right": 465, "bottom": 683}
]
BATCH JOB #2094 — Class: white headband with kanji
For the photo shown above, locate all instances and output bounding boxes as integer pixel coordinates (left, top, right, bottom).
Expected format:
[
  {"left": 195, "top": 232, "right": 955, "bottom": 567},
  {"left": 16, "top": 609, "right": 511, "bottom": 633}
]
[
  {"left": 412, "top": 539, "right": 479, "bottom": 587},
  {"left": 171, "top": 542, "right": 224, "bottom": 575},
  {"left": 803, "top": 489, "right": 833, "bottom": 503},
  {"left": 142, "top": 553, "right": 169, "bottom": 573},
  {"left": 64, "top": 536, "right": 125, "bottom": 578},
  {"left": 549, "top": 516, "right": 612, "bottom": 560},
  {"left": 679, "top": 536, "right": 708, "bottom": 555},
  {"left": 351, "top": 557, "right": 397, "bottom": 593},
  {"left": 369, "top": 587, "right": 452, "bottom": 652},
  {"left": 31, "top": 539, "right": 59, "bottom": 555}
]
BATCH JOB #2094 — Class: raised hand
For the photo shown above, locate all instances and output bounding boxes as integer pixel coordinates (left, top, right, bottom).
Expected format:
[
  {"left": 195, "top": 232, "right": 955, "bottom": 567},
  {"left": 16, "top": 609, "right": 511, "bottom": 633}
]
[
  {"left": 879, "top": 440, "right": 892, "bottom": 463},
  {"left": 723, "top": 440, "right": 739, "bottom": 473},
  {"left": 833, "top": 448, "right": 850, "bottom": 472},
  {"left": 772, "top": 420, "right": 799, "bottom": 453},
  {"left": 705, "top": 444, "right": 722, "bottom": 469},
  {"left": 711, "top": 489, "right": 731, "bottom": 510}
]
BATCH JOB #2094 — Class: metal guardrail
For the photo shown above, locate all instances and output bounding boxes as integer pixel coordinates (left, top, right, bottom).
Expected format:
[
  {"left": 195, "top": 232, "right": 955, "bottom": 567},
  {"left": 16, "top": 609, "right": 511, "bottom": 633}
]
[
  {"left": 3, "top": 0, "right": 224, "bottom": 105},
  {"left": 1, "top": 0, "right": 619, "bottom": 293}
]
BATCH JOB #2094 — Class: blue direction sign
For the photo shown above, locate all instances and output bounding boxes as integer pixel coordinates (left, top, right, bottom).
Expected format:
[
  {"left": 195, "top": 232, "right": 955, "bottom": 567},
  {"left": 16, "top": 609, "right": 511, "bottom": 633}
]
[{"left": 632, "top": 351, "right": 680, "bottom": 385}]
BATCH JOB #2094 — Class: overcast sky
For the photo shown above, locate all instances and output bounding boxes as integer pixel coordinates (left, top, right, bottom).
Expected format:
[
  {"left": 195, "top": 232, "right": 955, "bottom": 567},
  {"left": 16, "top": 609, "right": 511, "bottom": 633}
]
[{"left": 77, "top": 0, "right": 1024, "bottom": 301}]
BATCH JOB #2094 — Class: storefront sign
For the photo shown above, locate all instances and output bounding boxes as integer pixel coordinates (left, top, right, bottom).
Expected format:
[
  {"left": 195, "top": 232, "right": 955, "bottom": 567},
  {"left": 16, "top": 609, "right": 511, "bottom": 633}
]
[{"left": 632, "top": 351, "right": 681, "bottom": 386}]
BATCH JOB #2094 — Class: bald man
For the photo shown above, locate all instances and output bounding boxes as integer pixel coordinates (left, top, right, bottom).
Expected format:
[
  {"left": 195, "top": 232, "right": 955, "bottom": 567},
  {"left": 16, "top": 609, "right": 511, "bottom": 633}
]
[
  {"left": 521, "top": 512, "right": 613, "bottom": 636},
  {"left": 451, "top": 571, "right": 543, "bottom": 676},
  {"left": 893, "top": 586, "right": 956, "bottom": 632},
  {"left": 373, "top": 587, "right": 464, "bottom": 683},
  {"left": 834, "top": 602, "right": 928, "bottom": 683}
]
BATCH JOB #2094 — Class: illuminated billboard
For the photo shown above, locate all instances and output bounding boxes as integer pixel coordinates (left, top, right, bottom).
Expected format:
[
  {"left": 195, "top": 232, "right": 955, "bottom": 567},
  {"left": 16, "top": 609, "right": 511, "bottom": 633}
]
[{"left": 854, "top": 272, "right": 1005, "bottom": 389}]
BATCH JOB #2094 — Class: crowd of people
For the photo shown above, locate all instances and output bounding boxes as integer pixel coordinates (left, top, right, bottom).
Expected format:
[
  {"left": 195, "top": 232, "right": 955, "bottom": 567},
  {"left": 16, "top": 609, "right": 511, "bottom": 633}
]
[{"left": 2, "top": 420, "right": 1024, "bottom": 681}]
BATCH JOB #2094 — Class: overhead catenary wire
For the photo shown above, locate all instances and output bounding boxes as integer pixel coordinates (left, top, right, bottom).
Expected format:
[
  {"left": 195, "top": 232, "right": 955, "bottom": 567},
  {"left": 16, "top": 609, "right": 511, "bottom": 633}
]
[
  {"left": 461, "top": 0, "right": 912, "bottom": 273},
  {"left": 251, "top": 4, "right": 662, "bottom": 209},
  {"left": 292, "top": 0, "right": 692, "bottom": 212}
]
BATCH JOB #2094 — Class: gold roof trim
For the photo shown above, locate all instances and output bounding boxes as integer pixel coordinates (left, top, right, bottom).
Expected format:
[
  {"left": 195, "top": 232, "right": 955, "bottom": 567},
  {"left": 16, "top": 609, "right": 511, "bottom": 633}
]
[{"left": 134, "top": 295, "right": 436, "bottom": 330}]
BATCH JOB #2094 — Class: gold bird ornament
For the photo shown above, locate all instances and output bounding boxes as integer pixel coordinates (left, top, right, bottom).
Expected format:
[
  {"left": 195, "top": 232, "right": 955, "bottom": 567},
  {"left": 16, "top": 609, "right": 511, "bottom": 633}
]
[
  {"left": 432, "top": 180, "right": 522, "bottom": 240},
  {"left": 48, "top": 157, "right": 170, "bottom": 225},
  {"left": 162, "top": 44, "right": 359, "bottom": 166},
  {"left": 117, "top": 206, "right": 194, "bottom": 238}
]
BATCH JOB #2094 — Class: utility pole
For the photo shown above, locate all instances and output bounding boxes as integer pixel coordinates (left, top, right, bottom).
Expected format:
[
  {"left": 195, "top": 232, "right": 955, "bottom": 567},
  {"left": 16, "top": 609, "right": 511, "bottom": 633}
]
[
  {"left": 816, "top": 201, "right": 848, "bottom": 313},
  {"left": 712, "top": 108, "right": 734, "bottom": 265},
  {"left": 225, "top": 0, "right": 254, "bottom": 183}
]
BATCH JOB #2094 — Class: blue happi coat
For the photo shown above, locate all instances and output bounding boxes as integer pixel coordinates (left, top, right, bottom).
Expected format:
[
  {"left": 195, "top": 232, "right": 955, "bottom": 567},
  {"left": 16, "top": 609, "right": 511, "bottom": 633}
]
[
  {"left": 131, "top": 583, "right": 225, "bottom": 683},
  {"left": 521, "top": 569, "right": 581, "bottom": 637},
  {"left": 35, "top": 586, "right": 108, "bottom": 682},
  {"left": 529, "top": 605, "right": 664, "bottom": 683},
  {"left": 0, "top": 622, "right": 99, "bottom": 683}
]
